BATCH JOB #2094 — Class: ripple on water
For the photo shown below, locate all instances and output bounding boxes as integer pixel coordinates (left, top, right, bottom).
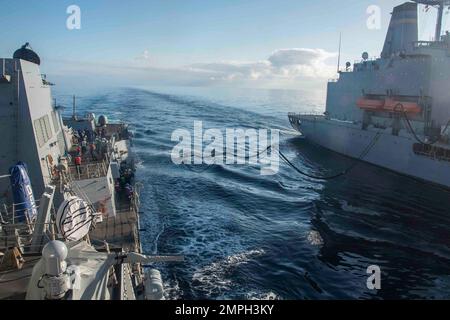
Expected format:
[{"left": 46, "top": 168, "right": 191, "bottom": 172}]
[{"left": 59, "top": 87, "right": 450, "bottom": 300}]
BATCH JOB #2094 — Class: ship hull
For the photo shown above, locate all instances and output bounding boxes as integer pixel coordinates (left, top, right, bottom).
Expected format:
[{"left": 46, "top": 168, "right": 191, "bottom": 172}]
[{"left": 288, "top": 114, "right": 450, "bottom": 189}]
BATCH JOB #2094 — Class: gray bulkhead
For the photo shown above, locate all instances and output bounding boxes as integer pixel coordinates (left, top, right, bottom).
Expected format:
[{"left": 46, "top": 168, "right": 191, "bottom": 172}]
[{"left": 0, "top": 58, "right": 64, "bottom": 199}]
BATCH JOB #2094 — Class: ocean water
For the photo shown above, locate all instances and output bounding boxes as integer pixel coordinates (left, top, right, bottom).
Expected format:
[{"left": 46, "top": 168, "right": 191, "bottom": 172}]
[{"left": 56, "top": 86, "right": 450, "bottom": 300}]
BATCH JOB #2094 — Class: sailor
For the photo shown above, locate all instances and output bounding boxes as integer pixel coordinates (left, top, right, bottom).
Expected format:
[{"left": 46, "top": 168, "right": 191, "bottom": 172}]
[
  {"left": 56, "top": 159, "right": 68, "bottom": 182},
  {"left": 120, "top": 175, "right": 127, "bottom": 189},
  {"left": 86, "top": 130, "right": 92, "bottom": 143},
  {"left": 81, "top": 139, "right": 87, "bottom": 155},
  {"left": 443, "top": 31, "right": 450, "bottom": 45},
  {"left": 74, "top": 155, "right": 82, "bottom": 175},
  {"left": 124, "top": 183, "right": 133, "bottom": 201},
  {"left": 89, "top": 143, "right": 97, "bottom": 161},
  {"left": 115, "top": 179, "right": 121, "bottom": 193},
  {"left": 77, "top": 129, "right": 84, "bottom": 140}
]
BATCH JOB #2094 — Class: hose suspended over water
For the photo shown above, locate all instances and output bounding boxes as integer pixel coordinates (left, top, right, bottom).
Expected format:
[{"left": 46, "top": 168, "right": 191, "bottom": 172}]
[
  {"left": 276, "top": 131, "right": 382, "bottom": 180},
  {"left": 182, "top": 133, "right": 274, "bottom": 173},
  {"left": 182, "top": 128, "right": 382, "bottom": 180},
  {"left": 395, "top": 103, "right": 450, "bottom": 146}
]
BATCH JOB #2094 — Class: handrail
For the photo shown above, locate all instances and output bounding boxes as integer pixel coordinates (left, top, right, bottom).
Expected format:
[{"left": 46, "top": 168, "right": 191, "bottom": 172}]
[
  {"left": 1, "top": 203, "right": 41, "bottom": 226},
  {"left": 413, "top": 40, "right": 450, "bottom": 48},
  {"left": 68, "top": 160, "right": 108, "bottom": 181},
  {"left": 289, "top": 112, "right": 326, "bottom": 117}
]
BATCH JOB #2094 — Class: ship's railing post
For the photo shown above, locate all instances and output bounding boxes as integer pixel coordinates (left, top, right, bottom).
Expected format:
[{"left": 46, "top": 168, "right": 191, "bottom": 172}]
[
  {"left": 31, "top": 186, "right": 55, "bottom": 253},
  {"left": 25, "top": 209, "right": 33, "bottom": 234}
]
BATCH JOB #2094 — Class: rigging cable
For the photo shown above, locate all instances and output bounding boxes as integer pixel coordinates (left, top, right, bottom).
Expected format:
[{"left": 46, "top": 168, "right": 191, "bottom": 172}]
[
  {"left": 181, "top": 142, "right": 273, "bottom": 173},
  {"left": 182, "top": 128, "right": 382, "bottom": 180},
  {"left": 276, "top": 131, "right": 382, "bottom": 180},
  {"left": 395, "top": 103, "right": 450, "bottom": 146}
]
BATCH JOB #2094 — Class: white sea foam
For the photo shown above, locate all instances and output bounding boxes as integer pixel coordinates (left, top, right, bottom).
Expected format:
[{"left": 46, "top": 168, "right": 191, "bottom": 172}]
[
  {"left": 191, "top": 249, "right": 265, "bottom": 297},
  {"left": 307, "top": 230, "right": 324, "bottom": 246},
  {"left": 246, "top": 291, "right": 280, "bottom": 300}
]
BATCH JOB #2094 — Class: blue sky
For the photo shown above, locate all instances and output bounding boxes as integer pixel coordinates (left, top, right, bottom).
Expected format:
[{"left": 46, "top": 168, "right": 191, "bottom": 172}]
[{"left": 0, "top": 0, "right": 444, "bottom": 92}]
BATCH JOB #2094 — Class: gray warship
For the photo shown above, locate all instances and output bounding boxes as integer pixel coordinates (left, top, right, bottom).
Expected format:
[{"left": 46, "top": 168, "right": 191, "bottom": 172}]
[
  {"left": 0, "top": 44, "right": 182, "bottom": 300},
  {"left": 288, "top": 0, "right": 450, "bottom": 189}
]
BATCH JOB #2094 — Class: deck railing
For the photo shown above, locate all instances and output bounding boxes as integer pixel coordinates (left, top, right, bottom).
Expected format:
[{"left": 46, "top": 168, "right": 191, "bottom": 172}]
[
  {"left": 68, "top": 160, "right": 108, "bottom": 181},
  {"left": 1, "top": 200, "right": 42, "bottom": 225},
  {"left": 0, "top": 222, "right": 57, "bottom": 253},
  {"left": 413, "top": 40, "right": 450, "bottom": 49}
]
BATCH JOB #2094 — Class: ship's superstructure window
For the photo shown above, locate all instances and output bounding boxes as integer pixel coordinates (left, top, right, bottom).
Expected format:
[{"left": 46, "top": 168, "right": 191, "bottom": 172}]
[{"left": 34, "top": 115, "right": 53, "bottom": 147}]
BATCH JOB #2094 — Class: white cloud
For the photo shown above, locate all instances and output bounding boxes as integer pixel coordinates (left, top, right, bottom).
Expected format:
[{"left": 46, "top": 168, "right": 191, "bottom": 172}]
[
  {"left": 181, "top": 48, "right": 337, "bottom": 85},
  {"left": 268, "top": 48, "right": 334, "bottom": 67},
  {"left": 186, "top": 61, "right": 271, "bottom": 81},
  {"left": 45, "top": 47, "right": 337, "bottom": 90}
]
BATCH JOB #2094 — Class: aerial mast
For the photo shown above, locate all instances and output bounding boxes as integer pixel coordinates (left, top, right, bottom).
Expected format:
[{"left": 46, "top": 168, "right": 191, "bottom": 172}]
[
  {"left": 436, "top": 3, "right": 444, "bottom": 40},
  {"left": 337, "top": 32, "right": 342, "bottom": 73},
  {"left": 414, "top": 0, "right": 450, "bottom": 41},
  {"left": 72, "top": 95, "right": 77, "bottom": 120}
]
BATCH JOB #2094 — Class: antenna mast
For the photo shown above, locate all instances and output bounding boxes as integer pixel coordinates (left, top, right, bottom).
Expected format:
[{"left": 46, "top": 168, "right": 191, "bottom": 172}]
[
  {"left": 72, "top": 95, "right": 76, "bottom": 120},
  {"left": 413, "top": 0, "right": 450, "bottom": 40},
  {"left": 436, "top": 3, "right": 444, "bottom": 40},
  {"left": 337, "top": 32, "right": 342, "bottom": 73}
]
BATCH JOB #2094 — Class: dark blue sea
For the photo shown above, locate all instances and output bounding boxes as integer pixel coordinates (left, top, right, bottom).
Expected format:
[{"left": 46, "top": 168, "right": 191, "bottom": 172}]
[{"left": 56, "top": 86, "right": 450, "bottom": 300}]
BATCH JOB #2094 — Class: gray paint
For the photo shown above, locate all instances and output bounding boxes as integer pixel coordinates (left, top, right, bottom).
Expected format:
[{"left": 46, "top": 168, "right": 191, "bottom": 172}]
[
  {"left": 0, "top": 58, "right": 63, "bottom": 199},
  {"left": 289, "top": 1, "right": 450, "bottom": 188}
]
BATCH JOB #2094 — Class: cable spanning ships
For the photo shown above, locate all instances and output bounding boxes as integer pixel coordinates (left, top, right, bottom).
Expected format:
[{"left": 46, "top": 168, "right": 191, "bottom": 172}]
[
  {"left": 288, "top": 0, "right": 450, "bottom": 189},
  {"left": 0, "top": 44, "right": 181, "bottom": 300}
]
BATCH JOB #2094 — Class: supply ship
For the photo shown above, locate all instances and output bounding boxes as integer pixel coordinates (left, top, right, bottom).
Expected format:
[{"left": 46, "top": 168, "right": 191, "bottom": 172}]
[
  {"left": 288, "top": 0, "right": 450, "bottom": 188},
  {"left": 0, "top": 44, "right": 181, "bottom": 300}
]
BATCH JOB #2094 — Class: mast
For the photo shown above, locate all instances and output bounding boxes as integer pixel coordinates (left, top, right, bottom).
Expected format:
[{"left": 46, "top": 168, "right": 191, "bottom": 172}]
[
  {"left": 72, "top": 95, "right": 76, "bottom": 119},
  {"left": 413, "top": 0, "right": 450, "bottom": 41},
  {"left": 436, "top": 3, "right": 444, "bottom": 40},
  {"left": 337, "top": 32, "right": 342, "bottom": 73}
]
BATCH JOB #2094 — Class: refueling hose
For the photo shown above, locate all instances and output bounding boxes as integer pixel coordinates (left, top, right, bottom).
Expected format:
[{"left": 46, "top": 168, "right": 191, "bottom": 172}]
[
  {"left": 276, "top": 131, "right": 381, "bottom": 180},
  {"left": 395, "top": 103, "right": 450, "bottom": 146},
  {"left": 183, "top": 130, "right": 382, "bottom": 180}
]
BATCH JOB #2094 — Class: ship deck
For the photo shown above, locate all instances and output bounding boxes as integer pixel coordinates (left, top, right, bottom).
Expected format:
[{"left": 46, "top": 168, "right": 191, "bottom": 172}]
[
  {"left": 0, "top": 254, "right": 41, "bottom": 300},
  {"left": 90, "top": 202, "right": 141, "bottom": 253},
  {"left": 0, "top": 121, "right": 142, "bottom": 300},
  {"left": 66, "top": 123, "right": 142, "bottom": 254}
]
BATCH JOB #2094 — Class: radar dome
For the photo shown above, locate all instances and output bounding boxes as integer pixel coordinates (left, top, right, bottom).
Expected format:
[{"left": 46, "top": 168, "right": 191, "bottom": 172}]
[
  {"left": 98, "top": 115, "right": 108, "bottom": 127},
  {"left": 13, "top": 43, "right": 41, "bottom": 65}
]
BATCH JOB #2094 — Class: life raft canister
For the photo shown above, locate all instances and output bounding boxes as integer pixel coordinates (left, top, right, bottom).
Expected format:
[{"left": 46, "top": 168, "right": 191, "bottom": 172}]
[{"left": 357, "top": 97, "right": 421, "bottom": 114}]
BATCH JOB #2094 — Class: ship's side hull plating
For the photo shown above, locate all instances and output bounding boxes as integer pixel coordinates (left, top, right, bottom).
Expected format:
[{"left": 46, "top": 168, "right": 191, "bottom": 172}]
[{"left": 289, "top": 114, "right": 450, "bottom": 188}]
